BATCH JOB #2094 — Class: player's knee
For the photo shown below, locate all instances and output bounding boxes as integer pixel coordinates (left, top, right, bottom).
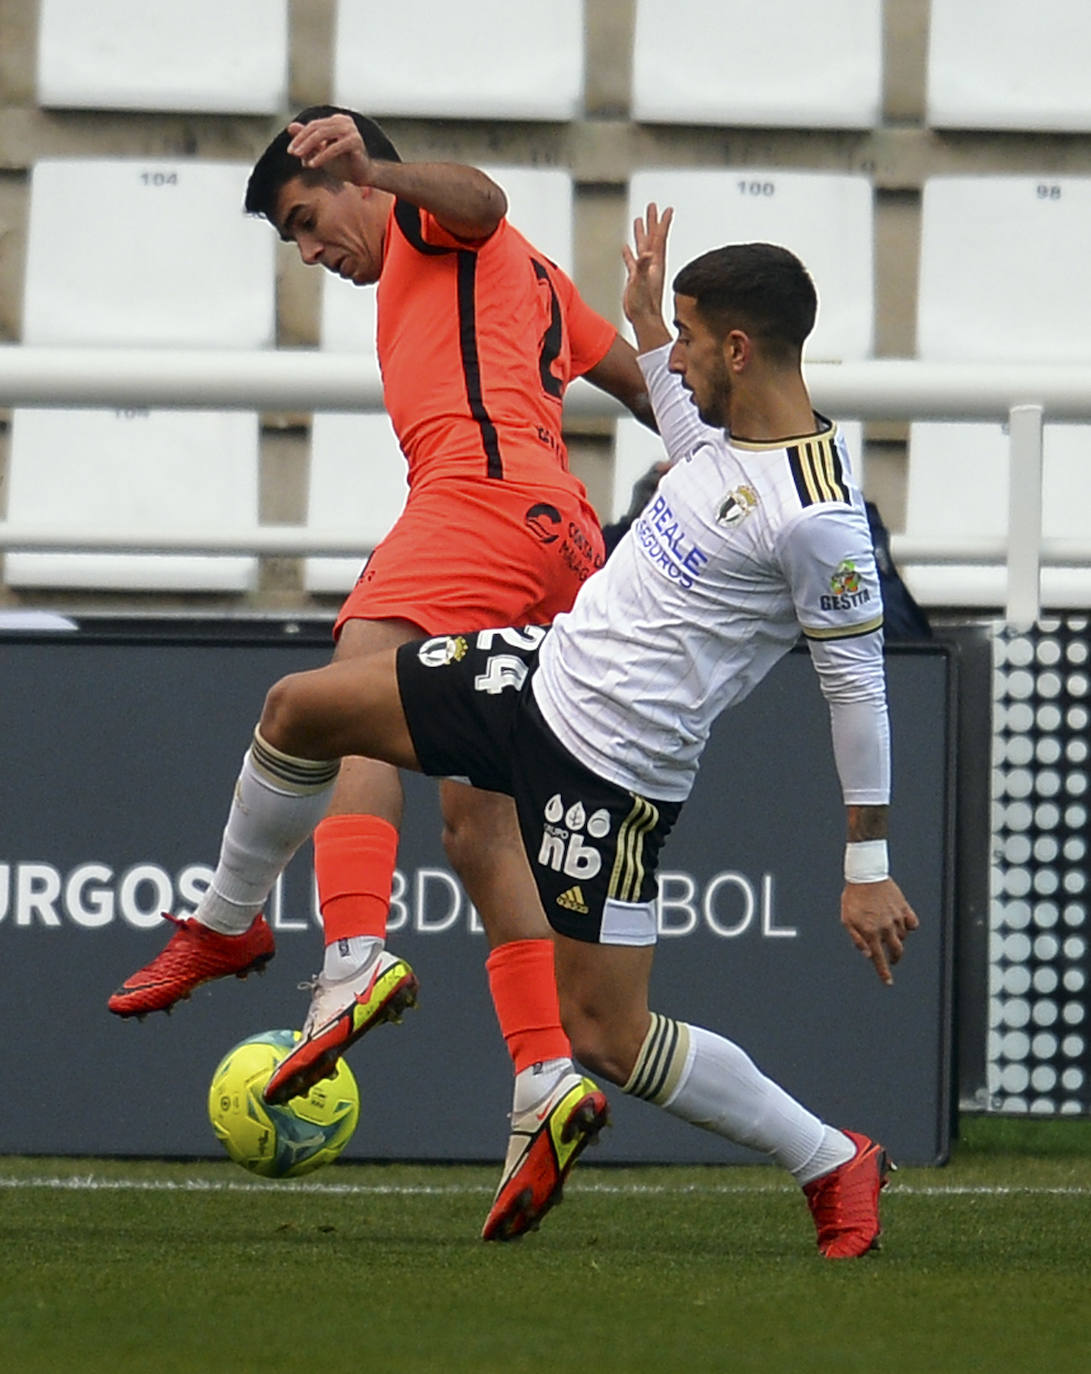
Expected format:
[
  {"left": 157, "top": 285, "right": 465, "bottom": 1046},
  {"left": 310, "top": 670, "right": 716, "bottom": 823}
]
[
  {"left": 259, "top": 673, "right": 312, "bottom": 753},
  {"left": 439, "top": 813, "right": 473, "bottom": 875},
  {"left": 440, "top": 794, "right": 519, "bottom": 883}
]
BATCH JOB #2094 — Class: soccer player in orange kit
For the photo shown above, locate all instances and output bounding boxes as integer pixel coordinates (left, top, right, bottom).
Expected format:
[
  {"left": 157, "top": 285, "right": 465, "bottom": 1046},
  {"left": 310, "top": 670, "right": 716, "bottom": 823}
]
[{"left": 109, "top": 107, "right": 654, "bottom": 1240}]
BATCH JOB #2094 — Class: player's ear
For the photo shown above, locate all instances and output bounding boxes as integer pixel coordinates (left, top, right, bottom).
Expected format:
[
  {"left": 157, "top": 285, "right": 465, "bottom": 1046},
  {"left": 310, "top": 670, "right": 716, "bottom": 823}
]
[{"left": 724, "top": 329, "right": 751, "bottom": 373}]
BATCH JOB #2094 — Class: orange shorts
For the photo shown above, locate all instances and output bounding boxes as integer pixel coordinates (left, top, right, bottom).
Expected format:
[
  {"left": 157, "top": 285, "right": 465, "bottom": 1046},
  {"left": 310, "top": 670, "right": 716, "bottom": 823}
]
[{"left": 334, "top": 475, "right": 606, "bottom": 638}]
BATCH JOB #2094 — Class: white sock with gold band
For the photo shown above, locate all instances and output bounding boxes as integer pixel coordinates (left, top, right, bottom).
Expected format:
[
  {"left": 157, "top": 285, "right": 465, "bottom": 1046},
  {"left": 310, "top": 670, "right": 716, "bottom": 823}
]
[
  {"left": 197, "top": 728, "right": 340, "bottom": 935},
  {"left": 623, "top": 1014, "right": 854, "bottom": 1185}
]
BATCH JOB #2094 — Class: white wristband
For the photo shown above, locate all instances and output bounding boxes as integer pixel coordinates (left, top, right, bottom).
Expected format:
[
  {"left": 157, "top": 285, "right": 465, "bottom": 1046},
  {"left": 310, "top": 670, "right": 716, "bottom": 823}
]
[{"left": 844, "top": 839, "right": 889, "bottom": 884}]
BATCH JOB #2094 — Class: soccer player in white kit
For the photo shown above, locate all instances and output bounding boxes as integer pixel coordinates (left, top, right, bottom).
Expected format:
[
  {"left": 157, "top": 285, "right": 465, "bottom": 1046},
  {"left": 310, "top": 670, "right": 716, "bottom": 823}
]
[{"left": 164, "top": 205, "right": 919, "bottom": 1254}]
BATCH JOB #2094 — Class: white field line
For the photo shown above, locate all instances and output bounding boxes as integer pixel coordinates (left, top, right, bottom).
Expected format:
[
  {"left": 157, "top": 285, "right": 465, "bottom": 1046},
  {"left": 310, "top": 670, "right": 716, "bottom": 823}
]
[{"left": 1, "top": 1175, "right": 1089, "bottom": 1198}]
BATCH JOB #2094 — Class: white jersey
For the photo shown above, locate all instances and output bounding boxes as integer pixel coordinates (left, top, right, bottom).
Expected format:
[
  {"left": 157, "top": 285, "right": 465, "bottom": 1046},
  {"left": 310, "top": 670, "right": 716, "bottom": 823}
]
[{"left": 532, "top": 345, "right": 889, "bottom": 804}]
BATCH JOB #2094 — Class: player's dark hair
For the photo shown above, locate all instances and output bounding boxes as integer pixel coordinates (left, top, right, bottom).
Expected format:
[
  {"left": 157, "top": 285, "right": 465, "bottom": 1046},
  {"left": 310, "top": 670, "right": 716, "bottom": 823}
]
[
  {"left": 673, "top": 243, "right": 817, "bottom": 363},
  {"left": 244, "top": 106, "right": 401, "bottom": 220}
]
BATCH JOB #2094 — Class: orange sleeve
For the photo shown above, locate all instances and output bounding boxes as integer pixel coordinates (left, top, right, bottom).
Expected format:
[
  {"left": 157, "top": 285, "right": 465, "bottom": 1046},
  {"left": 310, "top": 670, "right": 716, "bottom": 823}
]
[
  {"left": 415, "top": 206, "right": 495, "bottom": 252},
  {"left": 551, "top": 266, "right": 618, "bottom": 377}
]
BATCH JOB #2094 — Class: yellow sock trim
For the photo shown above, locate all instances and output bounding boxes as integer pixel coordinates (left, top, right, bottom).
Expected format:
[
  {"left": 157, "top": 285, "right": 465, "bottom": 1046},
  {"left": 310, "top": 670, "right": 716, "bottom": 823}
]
[
  {"left": 622, "top": 1013, "right": 692, "bottom": 1105},
  {"left": 251, "top": 727, "right": 340, "bottom": 794}
]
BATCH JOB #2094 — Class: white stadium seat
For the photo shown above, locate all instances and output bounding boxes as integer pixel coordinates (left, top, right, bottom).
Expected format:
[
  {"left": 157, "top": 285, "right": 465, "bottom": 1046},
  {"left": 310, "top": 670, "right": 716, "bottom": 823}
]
[
  {"left": 308, "top": 168, "right": 575, "bottom": 592},
  {"left": 625, "top": 170, "right": 874, "bottom": 361},
  {"left": 333, "top": 0, "right": 584, "bottom": 120},
  {"left": 36, "top": 0, "right": 289, "bottom": 114},
  {"left": 612, "top": 169, "right": 874, "bottom": 520},
  {"left": 905, "top": 175, "right": 1091, "bottom": 608},
  {"left": 915, "top": 177, "right": 1091, "bottom": 365},
  {"left": 6, "top": 158, "right": 273, "bottom": 593},
  {"left": 22, "top": 160, "right": 274, "bottom": 349},
  {"left": 632, "top": 0, "right": 882, "bottom": 129},
  {"left": 926, "top": 0, "right": 1091, "bottom": 132},
  {"left": 904, "top": 423, "right": 1091, "bottom": 610},
  {"left": 303, "top": 414, "right": 409, "bottom": 597},
  {"left": 5, "top": 410, "right": 262, "bottom": 592}
]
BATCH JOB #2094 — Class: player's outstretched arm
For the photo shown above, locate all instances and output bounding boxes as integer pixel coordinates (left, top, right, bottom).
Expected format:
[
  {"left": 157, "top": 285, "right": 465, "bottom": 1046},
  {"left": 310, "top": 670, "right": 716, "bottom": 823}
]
[{"left": 287, "top": 113, "right": 505, "bottom": 240}]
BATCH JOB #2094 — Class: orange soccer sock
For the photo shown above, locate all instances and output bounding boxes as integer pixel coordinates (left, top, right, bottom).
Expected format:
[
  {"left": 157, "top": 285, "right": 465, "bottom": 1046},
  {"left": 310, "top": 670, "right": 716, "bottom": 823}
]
[
  {"left": 485, "top": 938, "right": 572, "bottom": 1074},
  {"left": 314, "top": 813, "right": 400, "bottom": 946}
]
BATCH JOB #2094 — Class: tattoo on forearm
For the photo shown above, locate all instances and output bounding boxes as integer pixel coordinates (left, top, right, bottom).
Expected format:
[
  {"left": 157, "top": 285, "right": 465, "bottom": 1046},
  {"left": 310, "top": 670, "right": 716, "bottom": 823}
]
[{"left": 847, "top": 805, "right": 888, "bottom": 842}]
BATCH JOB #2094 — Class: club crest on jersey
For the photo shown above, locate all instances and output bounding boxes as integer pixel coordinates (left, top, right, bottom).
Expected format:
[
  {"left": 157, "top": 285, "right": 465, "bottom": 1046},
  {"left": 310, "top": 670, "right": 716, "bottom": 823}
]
[
  {"left": 417, "top": 634, "right": 469, "bottom": 668},
  {"left": 717, "top": 485, "right": 758, "bottom": 527}
]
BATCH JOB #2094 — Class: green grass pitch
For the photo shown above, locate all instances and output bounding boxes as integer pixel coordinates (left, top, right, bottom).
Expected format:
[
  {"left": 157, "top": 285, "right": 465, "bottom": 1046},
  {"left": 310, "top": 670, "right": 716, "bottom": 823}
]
[{"left": 2, "top": 1117, "right": 1090, "bottom": 1374}]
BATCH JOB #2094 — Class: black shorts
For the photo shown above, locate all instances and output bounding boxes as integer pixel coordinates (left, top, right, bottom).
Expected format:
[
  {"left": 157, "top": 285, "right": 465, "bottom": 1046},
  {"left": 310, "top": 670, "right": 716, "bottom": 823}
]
[{"left": 396, "top": 627, "right": 682, "bottom": 944}]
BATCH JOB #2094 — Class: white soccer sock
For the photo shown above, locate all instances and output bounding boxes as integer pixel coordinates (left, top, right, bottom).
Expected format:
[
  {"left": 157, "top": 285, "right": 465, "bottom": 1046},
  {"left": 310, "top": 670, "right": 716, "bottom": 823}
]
[
  {"left": 321, "top": 935, "right": 383, "bottom": 982},
  {"left": 196, "top": 730, "right": 340, "bottom": 935},
  {"left": 624, "top": 1016, "right": 854, "bottom": 1183}
]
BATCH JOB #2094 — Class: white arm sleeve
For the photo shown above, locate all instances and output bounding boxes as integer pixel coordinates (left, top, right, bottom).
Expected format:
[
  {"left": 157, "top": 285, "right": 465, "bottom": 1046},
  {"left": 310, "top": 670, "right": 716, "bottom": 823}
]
[
  {"left": 637, "top": 344, "right": 716, "bottom": 464},
  {"left": 808, "top": 635, "right": 891, "bottom": 805},
  {"left": 777, "top": 504, "right": 890, "bottom": 805}
]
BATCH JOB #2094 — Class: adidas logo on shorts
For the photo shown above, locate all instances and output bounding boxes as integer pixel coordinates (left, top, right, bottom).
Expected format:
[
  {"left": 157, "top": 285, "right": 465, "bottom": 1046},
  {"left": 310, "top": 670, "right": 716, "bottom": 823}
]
[{"left": 556, "top": 885, "right": 589, "bottom": 914}]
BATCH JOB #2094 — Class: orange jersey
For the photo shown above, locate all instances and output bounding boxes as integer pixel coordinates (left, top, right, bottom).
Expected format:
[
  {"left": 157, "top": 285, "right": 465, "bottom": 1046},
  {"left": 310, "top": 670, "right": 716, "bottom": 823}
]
[{"left": 376, "top": 200, "right": 617, "bottom": 492}]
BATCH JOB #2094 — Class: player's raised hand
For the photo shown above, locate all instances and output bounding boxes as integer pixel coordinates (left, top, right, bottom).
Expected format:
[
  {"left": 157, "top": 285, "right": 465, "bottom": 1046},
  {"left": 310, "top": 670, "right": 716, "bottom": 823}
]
[
  {"left": 840, "top": 877, "right": 919, "bottom": 986},
  {"left": 622, "top": 203, "right": 673, "bottom": 351},
  {"left": 288, "top": 114, "right": 374, "bottom": 187}
]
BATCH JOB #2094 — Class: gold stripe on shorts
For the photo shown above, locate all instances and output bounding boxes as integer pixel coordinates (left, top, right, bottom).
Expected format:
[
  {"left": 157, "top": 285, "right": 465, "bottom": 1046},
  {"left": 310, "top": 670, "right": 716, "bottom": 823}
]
[{"left": 607, "top": 795, "right": 660, "bottom": 903}]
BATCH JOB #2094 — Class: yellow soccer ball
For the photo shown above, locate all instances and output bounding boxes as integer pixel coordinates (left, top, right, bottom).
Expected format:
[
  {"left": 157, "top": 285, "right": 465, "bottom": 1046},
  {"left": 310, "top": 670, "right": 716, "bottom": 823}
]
[{"left": 208, "top": 1029, "right": 359, "bottom": 1179}]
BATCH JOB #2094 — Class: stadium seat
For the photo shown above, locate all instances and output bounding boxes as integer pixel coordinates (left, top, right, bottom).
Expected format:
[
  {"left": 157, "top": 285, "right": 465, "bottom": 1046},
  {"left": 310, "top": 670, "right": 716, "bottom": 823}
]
[
  {"left": 612, "top": 168, "right": 874, "bottom": 520},
  {"left": 903, "top": 424, "right": 1091, "bottom": 609},
  {"left": 22, "top": 160, "right": 274, "bottom": 349},
  {"left": 5, "top": 410, "right": 262, "bottom": 592},
  {"left": 926, "top": 0, "right": 1091, "bottom": 131},
  {"left": 303, "top": 414, "right": 409, "bottom": 596},
  {"left": 904, "top": 175, "right": 1091, "bottom": 608},
  {"left": 632, "top": 0, "right": 882, "bottom": 128},
  {"left": 36, "top": 0, "right": 289, "bottom": 114},
  {"left": 333, "top": 0, "right": 584, "bottom": 120},
  {"left": 6, "top": 158, "right": 273, "bottom": 592},
  {"left": 307, "top": 167, "right": 575, "bottom": 593}
]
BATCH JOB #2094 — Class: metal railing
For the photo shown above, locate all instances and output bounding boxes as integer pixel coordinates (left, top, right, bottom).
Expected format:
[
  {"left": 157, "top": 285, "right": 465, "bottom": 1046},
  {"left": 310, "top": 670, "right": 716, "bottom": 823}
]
[{"left": 2, "top": 345, "right": 1090, "bottom": 622}]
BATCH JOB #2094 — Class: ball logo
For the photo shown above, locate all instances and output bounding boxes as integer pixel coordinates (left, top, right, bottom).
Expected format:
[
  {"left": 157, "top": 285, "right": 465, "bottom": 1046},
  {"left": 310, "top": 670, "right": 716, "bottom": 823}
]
[{"left": 525, "top": 502, "right": 562, "bottom": 544}]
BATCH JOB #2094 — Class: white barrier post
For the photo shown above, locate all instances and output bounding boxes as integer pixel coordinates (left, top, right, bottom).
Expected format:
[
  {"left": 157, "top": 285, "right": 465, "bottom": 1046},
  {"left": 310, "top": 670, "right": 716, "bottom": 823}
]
[{"left": 1005, "top": 404, "right": 1044, "bottom": 627}]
